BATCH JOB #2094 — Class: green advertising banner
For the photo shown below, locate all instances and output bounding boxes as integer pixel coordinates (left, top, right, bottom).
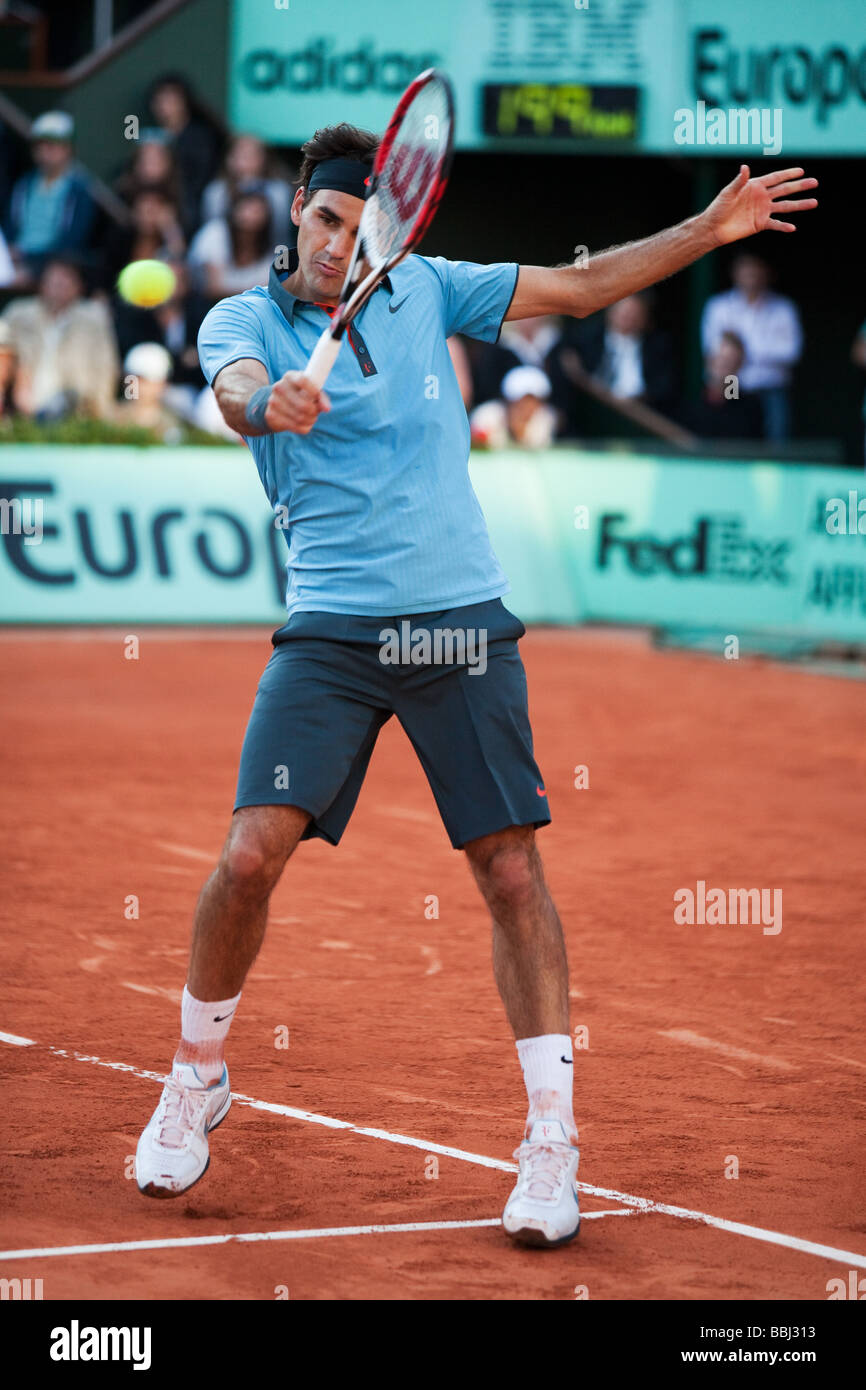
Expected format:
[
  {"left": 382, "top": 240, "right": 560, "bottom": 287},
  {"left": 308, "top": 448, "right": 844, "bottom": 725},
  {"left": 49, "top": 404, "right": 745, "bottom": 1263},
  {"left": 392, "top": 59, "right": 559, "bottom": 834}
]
[
  {"left": 0, "top": 447, "right": 288, "bottom": 624},
  {"left": 1, "top": 447, "right": 866, "bottom": 636},
  {"left": 230, "top": 0, "right": 866, "bottom": 156},
  {"left": 2, "top": 446, "right": 864, "bottom": 642}
]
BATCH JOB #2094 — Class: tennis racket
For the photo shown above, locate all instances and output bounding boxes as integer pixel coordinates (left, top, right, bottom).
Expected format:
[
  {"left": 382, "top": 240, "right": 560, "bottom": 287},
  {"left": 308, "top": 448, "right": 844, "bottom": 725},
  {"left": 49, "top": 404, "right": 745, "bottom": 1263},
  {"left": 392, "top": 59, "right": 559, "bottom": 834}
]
[{"left": 303, "top": 68, "right": 455, "bottom": 388}]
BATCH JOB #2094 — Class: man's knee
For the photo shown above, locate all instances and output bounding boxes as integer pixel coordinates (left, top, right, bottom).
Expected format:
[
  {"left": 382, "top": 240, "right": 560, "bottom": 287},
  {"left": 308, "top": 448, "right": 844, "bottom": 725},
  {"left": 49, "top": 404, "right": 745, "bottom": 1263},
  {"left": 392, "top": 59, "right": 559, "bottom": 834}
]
[
  {"left": 219, "top": 806, "right": 308, "bottom": 898},
  {"left": 467, "top": 830, "right": 541, "bottom": 912},
  {"left": 221, "top": 839, "right": 280, "bottom": 897}
]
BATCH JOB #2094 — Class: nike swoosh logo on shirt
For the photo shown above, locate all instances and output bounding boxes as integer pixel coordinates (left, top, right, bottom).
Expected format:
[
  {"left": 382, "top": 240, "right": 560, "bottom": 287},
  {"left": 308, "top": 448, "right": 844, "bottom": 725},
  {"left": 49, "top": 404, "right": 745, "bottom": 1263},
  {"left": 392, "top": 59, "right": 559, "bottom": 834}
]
[{"left": 388, "top": 295, "right": 410, "bottom": 313}]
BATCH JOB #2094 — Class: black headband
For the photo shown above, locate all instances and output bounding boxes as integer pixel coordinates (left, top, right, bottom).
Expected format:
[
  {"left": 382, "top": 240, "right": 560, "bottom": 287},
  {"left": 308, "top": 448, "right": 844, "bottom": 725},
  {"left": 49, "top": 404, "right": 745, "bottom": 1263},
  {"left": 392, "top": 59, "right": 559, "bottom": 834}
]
[{"left": 307, "top": 156, "right": 372, "bottom": 200}]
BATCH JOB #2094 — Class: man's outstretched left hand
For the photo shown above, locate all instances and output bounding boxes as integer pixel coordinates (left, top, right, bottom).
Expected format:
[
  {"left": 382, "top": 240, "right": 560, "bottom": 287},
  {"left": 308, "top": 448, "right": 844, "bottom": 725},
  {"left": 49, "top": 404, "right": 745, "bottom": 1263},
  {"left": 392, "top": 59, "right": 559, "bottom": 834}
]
[{"left": 703, "top": 165, "right": 819, "bottom": 247}]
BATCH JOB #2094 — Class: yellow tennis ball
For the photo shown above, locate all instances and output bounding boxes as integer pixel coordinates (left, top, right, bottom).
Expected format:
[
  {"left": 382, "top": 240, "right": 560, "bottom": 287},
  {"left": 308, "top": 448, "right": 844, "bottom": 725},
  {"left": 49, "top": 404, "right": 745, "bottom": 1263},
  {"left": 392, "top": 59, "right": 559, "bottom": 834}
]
[{"left": 117, "top": 259, "right": 177, "bottom": 308}]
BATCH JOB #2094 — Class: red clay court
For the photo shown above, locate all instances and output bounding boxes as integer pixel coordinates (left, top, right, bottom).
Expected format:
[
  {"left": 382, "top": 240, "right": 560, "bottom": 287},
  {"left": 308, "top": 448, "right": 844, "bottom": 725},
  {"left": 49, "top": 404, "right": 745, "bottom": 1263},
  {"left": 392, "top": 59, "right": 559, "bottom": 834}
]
[{"left": 1, "top": 625, "right": 864, "bottom": 1300}]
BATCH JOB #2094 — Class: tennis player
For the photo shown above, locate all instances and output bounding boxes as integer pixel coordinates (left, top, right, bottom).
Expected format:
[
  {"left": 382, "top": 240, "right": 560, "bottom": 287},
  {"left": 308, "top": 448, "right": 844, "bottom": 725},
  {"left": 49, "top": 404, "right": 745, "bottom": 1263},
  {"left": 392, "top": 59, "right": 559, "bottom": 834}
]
[{"left": 136, "top": 123, "right": 817, "bottom": 1246}]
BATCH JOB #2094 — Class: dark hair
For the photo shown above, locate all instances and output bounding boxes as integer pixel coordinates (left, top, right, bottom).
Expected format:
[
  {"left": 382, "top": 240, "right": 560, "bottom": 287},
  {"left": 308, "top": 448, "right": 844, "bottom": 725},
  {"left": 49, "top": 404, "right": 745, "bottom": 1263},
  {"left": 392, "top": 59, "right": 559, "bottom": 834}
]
[
  {"left": 148, "top": 72, "right": 194, "bottom": 112},
  {"left": 298, "top": 123, "right": 378, "bottom": 197},
  {"left": 40, "top": 254, "right": 87, "bottom": 289},
  {"left": 228, "top": 190, "right": 272, "bottom": 263}
]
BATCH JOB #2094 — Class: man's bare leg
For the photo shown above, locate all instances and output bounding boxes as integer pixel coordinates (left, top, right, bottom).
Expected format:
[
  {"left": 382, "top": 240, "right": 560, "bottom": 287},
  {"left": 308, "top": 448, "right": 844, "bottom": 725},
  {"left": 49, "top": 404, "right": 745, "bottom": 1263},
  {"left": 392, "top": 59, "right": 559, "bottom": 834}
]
[
  {"left": 464, "top": 824, "right": 569, "bottom": 1038},
  {"left": 174, "top": 804, "right": 310, "bottom": 1071},
  {"left": 464, "top": 824, "right": 576, "bottom": 1141},
  {"left": 136, "top": 803, "right": 312, "bottom": 1197},
  {"left": 465, "top": 823, "right": 580, "bottom": 1246}
]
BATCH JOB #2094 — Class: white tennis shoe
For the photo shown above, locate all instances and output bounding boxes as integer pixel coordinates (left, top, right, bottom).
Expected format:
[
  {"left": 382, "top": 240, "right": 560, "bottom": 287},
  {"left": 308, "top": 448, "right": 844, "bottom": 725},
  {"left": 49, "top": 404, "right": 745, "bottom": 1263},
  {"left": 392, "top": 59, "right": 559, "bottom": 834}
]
[
  {"left": 136, "top": 1062, "right": 231, "bottom": 1198},
  {"left": 502, "top": 1118, "right": 581, "bottom": 1247}
]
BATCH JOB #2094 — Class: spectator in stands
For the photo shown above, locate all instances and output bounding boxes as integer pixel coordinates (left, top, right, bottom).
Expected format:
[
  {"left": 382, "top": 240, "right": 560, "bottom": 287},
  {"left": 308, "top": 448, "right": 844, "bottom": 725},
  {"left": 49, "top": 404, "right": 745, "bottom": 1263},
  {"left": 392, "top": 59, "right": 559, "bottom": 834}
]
[
  {"left": 113, "top": 342, "right": 185, "bottom": 442},
  {"left": 0, "top": 320, "right": 17, "bottom": 416},
  {"left": 188, "top": 190, "right": 273, "bottom": 299},
  {"left": 470, "top": 365, "right": 557, "bottom": 449},
  {"left": 0, "top": 222, "right": 14, "bottom": 286},
  {"left": 701, "top": 253, "right": 802, "bottom": 444},
  {"left": 114, "top": 130, "right": 183, "bottom": 210},
  {"left": 104, "top": 187, "right": 186, "bottom": 283},
  {"left": 112, "top": 257, "right": 209, "bottom": 402},
  {"left": 466, "top": 314, "right": 561, "bottom": 405},
  {"left": 4, "top": 112, "right": 96, "bottom": 289},
  {"left": 850, "top": 320, "right": 866, "bottom": 468},
  {"left": 559, "top": 292, "right": 677, "bottom": 412},
  {"left": 677, "top": 331, "right": 763, "bottom": 440},
  {"left": 0, "top": 117, "right": 26, "bottom": 229},
  {"left": 201, "top": 135, "right": 292, "bottom": 244},
  {"left": 148, "top": 75, "right": 220, "bottom": 235},
  {"left": 190, "top": 383, "right": 245, "bottom": 443},
  {"left": 0, "top": 255, "right": 118, "bottom": 419}
]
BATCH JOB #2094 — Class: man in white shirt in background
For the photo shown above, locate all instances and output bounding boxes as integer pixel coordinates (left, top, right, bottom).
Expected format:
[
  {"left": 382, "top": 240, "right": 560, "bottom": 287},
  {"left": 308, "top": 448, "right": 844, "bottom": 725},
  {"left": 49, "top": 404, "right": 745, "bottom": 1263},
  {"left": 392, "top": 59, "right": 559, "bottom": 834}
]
[{"left": 701, "top": 252, "right": 802, "bottom": 444}]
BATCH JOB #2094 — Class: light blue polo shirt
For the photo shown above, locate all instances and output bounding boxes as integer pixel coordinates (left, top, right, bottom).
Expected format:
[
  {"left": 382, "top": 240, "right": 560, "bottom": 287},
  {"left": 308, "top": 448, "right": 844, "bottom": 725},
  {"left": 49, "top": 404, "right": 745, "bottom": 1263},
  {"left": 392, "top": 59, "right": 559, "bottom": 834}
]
[{"left": 197, "top": 252, "right": 519, "bottom": 616}]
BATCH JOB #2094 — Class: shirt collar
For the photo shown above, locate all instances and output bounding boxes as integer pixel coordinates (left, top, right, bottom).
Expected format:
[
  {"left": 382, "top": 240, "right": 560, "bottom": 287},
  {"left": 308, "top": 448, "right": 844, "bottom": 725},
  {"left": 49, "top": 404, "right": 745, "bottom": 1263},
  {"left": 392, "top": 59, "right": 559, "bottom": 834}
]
[{"left": 268, "top": 226, "right": 392, "bottom": 325}]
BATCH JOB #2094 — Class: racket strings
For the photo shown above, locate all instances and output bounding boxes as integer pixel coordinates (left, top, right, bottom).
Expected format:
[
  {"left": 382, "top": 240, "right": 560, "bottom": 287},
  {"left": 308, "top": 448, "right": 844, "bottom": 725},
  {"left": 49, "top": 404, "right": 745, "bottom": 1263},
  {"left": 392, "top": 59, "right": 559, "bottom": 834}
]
[{"left": 363, "top": 79, "right": 452, "bottom": 269}]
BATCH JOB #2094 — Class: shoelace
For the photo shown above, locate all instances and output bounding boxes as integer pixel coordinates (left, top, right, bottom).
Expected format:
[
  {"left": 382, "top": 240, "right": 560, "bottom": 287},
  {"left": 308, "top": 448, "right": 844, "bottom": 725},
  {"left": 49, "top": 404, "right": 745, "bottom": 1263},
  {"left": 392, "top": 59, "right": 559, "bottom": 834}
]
[
  {"left": 156, "top": 1078, "right": 212, "bottom": 1150},
  {"left": 512, "top": 1142, "right": 576, "bottom": 1203}
]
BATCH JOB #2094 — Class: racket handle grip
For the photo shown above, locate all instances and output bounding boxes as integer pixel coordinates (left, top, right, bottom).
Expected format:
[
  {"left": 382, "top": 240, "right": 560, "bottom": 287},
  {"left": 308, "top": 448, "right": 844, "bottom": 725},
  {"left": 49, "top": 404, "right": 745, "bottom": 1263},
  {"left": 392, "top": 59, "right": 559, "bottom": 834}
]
[{"left": 304, "top": 329, "right": 342, "bottom": 389}]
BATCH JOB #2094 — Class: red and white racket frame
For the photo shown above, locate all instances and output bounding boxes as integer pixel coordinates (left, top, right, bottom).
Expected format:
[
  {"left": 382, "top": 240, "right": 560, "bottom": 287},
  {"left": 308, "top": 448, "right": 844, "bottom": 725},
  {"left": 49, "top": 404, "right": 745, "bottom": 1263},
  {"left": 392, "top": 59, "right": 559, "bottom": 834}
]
[{"left": 304, "top": 68, "right": 455, "bottom": 388}]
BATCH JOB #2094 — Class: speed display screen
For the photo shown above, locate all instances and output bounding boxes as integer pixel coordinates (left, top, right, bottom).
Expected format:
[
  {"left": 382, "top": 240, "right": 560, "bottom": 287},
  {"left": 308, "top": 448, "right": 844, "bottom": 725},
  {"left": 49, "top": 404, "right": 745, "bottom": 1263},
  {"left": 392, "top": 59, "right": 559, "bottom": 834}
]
[{"left": 481, "top": 83, "right": 639, "bottom": 142}]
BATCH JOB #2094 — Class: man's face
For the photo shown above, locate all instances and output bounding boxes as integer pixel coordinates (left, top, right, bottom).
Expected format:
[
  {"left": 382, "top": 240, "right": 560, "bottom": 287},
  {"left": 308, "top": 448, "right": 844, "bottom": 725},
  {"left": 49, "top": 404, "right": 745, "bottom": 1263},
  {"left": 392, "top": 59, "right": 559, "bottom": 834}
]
[
  {"left": 292, "top": 187, "right": 365, "bottom": 304},
  {"left": 33, "top": 140, "right": 71, "bottom": 177},
  {"left": 40, "top": 264, "right": 82, "bottom": 312},
  {"left": 606, "top": 296, "right": 648, "bottom": 336},
  {"left": 732, "top": 256, "right": 768, "bottom": 296}
]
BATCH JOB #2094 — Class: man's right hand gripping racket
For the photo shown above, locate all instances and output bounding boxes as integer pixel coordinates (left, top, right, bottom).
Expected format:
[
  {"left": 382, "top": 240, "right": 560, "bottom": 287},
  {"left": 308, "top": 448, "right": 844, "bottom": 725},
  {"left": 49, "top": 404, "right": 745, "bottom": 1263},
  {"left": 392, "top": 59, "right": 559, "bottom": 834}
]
[{"left": 303, "top": 68, "right": 455, "bottom": 389}]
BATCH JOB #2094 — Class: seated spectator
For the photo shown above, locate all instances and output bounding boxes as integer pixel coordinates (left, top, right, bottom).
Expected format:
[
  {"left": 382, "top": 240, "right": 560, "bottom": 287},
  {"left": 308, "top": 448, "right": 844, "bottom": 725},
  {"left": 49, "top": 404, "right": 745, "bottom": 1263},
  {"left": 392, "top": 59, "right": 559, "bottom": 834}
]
[
  {"left": 470, "top": 365, "right": 557, "bottom": 449},
  {"left": 148, "top": 75, "right": 221, "bottom": 235},
  {"left": 112, "top": 257, "right": 209, "bottom": 396},
  {"left": 5, "top": 112, "right": 96, "bottom": 289},
  {"left": 190, "top": 383, "right": 245, "bottom": 443},
  {"left": 188, "top": 190, "right": 273, "bottom": 299},
  {"left": 677, "top": 331, "right": 763, "bottom": 440},
  {"left": 0, "top": 320, "right": 17, "bottom": 416},
  {"left": 701, "top": 253, "right": 802, "bottom": 444},
  {"left": 0, "top": 256, "right": 119, "bottom": 419},
  {"left": 0, "top": 222, "right": 14, "bottom": 287},
  {"left": 500, "top": 315, "right": 563, "bottom": 368},
  {"left": 104, "top": 187, "right": 186, "bottom": 284},
  {"left": 113, "top": 342, "right": 186, "bottom": 442},
  {"left": 467, "top": 314, "right": 563, "bottom": 408},
  {"left": 562, "top": 292, "right": 677, "bottom": 408},
  {"left": 114, "top": 130, "right": 183, "bottom": 209},
  {"left": 201, "top": 135, "right": 292, "bottom": 244},
  {"left": 464, "top": 334, "right": 521, "bottom": 407}
]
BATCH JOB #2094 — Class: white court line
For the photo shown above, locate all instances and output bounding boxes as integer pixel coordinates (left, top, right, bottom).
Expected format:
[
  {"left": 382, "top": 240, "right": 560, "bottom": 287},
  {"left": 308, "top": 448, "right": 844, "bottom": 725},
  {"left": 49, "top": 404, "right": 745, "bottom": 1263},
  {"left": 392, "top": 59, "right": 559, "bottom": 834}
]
[
  {"left": 659, "top": 1029, "right": 794, "bottom": 1071},
  {"left": 154, "top": 840, "right": 216, "bottom": 864},
  {"left": 0, "top": 1213, "right": 635, "bottom": 1263},
  {"left": 827, "top": 1053, "right": 866, "bottom": 1071},
  {"left": 3, "top": 1033, "right": 866, "bottom": 1271},
  {"left": 0, "top": 1030, "right": 35, "bottom": 1047}
]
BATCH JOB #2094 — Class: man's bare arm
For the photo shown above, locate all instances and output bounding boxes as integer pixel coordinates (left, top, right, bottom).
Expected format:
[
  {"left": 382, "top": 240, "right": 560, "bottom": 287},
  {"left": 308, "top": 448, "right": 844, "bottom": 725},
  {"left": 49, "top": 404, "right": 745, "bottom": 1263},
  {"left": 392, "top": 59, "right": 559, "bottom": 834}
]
[
  {"left": 506, "top": 164, "right": 818, "bottom": 322},
  {"left": 213, "top": 358, "right": 331, "bottom": 436}
]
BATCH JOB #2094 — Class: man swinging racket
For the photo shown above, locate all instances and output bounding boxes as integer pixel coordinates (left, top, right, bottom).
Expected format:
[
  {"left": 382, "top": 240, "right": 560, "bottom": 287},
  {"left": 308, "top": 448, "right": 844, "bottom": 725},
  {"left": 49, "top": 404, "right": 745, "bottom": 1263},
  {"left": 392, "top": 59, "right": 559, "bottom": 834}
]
[{"left": 135, "top": 70, "right": 817, "bottom": 1247}]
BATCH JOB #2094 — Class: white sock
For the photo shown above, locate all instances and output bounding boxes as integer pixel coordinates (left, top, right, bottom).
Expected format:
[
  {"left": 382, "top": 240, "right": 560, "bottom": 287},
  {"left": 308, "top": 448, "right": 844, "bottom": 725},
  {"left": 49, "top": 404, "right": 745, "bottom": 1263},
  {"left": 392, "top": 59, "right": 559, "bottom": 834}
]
[
  {"left": 516, "top": 1033, "right": 577, "bottom": 1142},
  {"left": 174, "top": 985, "right": 241, "bottom": 1085}
]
